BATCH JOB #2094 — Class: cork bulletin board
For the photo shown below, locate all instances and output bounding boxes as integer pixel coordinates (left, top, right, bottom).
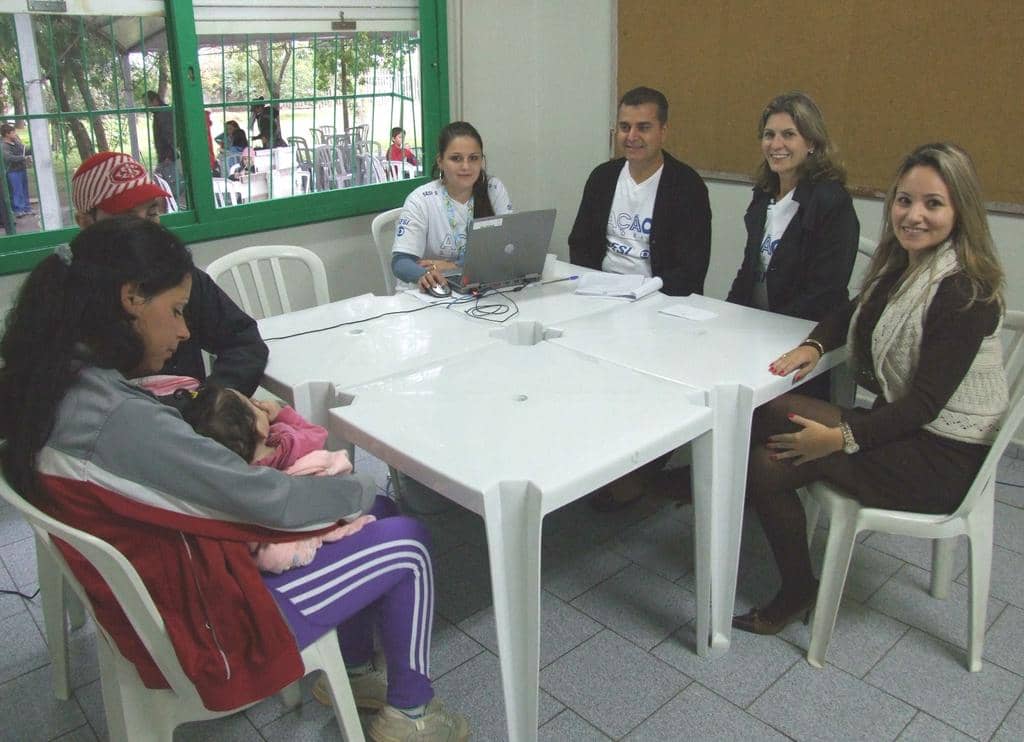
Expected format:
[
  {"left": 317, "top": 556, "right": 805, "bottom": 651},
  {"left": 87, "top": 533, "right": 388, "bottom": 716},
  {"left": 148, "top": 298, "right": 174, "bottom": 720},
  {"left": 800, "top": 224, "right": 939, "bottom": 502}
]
[{"left": 617, "top": 0, "right": 1024, "bottom": 212}]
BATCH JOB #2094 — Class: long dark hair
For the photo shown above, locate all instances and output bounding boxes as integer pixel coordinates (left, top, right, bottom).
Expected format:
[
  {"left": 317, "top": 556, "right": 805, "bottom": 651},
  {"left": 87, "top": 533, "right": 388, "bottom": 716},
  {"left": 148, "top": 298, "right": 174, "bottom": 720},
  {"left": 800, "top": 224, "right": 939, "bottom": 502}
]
[
  {"left": 0, "top": 216, "right": 193, "bottom": 500},
  {"left": 431, "top": 121, "right": 495, "bottom": 218}
]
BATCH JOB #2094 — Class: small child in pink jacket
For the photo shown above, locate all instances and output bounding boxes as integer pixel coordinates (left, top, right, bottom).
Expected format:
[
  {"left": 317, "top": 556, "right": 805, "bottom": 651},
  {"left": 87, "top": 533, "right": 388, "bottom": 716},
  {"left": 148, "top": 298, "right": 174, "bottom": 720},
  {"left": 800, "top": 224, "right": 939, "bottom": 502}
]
[{"left": 181, "top": 383, "right": 375, "bottom": 573}]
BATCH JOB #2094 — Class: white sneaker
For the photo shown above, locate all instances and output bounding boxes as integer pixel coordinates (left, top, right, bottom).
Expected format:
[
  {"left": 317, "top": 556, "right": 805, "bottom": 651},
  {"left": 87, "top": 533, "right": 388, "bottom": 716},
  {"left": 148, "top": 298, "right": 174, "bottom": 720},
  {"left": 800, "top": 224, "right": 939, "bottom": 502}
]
[{"left": 367, "top": 699, "right": 470, "bottom": 742}]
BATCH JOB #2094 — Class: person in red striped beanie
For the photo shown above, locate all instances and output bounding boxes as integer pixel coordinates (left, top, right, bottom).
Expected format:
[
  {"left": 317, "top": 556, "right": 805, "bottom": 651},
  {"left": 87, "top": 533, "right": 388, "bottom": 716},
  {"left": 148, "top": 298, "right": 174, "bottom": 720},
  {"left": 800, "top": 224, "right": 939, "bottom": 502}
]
[
  {"left": 69, "top": 152, "right": 268, "bottom": 395},
  {"left": 72, "top": 151, "right": 172, "bottom": 226}
]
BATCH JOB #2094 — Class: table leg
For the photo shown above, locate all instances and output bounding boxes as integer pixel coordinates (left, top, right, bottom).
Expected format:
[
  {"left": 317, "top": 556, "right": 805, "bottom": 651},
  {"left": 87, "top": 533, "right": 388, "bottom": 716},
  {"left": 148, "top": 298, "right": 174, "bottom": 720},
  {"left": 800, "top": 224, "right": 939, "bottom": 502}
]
[
  {"left": 706, "top": 384, "right": 755, "bottom": 653},
  {"left": 292, "top": 381, "right": 356, "bottom": 464},
  {"left": 690, "top": 427, "right": 714, "bottom": 656},
  {"left": 481, "top": 481, "right": 545, "bottom": 742}
]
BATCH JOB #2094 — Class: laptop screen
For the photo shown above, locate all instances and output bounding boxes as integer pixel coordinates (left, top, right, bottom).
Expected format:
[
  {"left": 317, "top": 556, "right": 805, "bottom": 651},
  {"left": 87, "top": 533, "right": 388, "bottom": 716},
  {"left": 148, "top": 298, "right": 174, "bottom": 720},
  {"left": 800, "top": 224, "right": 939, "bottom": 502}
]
[{"left": 453, "top": 208, "right": 556, "bottom": 292}]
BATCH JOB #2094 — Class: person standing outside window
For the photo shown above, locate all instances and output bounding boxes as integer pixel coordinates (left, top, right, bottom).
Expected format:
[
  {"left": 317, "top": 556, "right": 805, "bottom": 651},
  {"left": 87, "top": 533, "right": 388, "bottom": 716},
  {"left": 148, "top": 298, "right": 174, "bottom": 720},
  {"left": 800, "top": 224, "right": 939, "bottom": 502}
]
[
  {"left": 1, "top": 123, "right": 34, "bottom": 217},
  {"left": 146, "top": 91, "right": 177, "bottom": 193}
]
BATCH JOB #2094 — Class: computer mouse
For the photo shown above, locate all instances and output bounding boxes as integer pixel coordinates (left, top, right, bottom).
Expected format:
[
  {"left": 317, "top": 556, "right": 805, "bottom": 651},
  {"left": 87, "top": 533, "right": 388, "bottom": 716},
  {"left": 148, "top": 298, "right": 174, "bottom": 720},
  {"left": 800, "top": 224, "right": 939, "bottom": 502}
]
[{"left": 425, "top": 282, "right": 452, "bottom": 299}]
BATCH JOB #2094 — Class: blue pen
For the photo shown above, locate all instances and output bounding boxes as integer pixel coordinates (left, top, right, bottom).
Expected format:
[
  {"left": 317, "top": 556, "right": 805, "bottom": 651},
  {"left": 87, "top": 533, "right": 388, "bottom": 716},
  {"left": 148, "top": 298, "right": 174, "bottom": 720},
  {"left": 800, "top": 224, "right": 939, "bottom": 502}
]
[{"left": 540, "top": 275, "right": 580, "bottom": 285}]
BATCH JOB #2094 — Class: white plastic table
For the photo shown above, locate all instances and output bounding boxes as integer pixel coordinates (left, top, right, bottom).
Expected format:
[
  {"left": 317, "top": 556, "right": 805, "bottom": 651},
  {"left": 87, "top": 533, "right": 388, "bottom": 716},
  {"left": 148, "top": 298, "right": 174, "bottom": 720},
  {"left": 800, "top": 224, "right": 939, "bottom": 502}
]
[
  {"left": 399, "top": 259, "right": 619, "bottom": 327},
  {"left": 257, "top": 283, "right": 849, "bottom": 740},
  {"left": 547, "top": 292, "right": 848, "bottom": 654},
  {"left": 328, "top": 341, "right": 713, "bottom": 742},
  {"left": 258, "top": 293, "right": 500, "bottom": 430}
]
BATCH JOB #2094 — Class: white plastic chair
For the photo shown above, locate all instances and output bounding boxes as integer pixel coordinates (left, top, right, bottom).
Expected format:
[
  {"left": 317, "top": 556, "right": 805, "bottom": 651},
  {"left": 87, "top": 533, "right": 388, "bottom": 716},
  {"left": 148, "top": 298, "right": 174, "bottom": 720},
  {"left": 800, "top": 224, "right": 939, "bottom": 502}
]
[
  {"left": 206, "top": 244, "right": 329, "bottom": 320},
  {"left": 832, "top": 235, "right": 882, "bottom": 408},
  {"left": 37, "top": 541, "right": 86, "bottom": 699},
  {"left": 857, "top": 235, "right": 877, "bottom": 258},
  {"left": 0, "top": 475, "right": 365, "bottom": 742},
  {"left": 802, "top": 310, "right": 1024, "bottom": 671},
  {"left": 211, "top": 177, "right": 244, "bottom": 208},
  {"left": 383, "top": 159, "right": 403, "bottom": 181},
  {"left": 370, "top": 207, "right": 403, "bottom": 296}
]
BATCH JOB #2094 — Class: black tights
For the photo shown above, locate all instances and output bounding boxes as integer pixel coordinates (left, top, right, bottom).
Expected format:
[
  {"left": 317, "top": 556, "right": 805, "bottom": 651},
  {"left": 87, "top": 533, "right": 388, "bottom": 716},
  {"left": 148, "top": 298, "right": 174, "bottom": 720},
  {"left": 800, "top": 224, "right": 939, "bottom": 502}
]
[{"left": 746, "top": 393, "right": 847, "bottom": 616}]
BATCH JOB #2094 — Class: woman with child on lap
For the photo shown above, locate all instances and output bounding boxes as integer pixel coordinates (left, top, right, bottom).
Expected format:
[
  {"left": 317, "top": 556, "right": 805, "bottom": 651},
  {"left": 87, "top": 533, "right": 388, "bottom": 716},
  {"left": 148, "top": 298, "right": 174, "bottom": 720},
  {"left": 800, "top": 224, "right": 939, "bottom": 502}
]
[
  {"left": 734, "top": 143, "right": 1008, "bottom": 636},
  {"left": 391, "top": 121, "right": 512, "bottom": 294},
  {"left": 0, "top": 216, "right": 469, "bottom": 741}
]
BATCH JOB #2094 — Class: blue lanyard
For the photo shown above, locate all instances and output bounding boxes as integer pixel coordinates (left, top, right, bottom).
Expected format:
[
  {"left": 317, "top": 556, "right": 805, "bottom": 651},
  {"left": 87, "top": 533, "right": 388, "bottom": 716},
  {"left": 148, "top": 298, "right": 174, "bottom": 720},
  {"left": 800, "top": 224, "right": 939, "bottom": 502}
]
[{"left": 444, "top": 189, "right": 474, "bottom": 263}]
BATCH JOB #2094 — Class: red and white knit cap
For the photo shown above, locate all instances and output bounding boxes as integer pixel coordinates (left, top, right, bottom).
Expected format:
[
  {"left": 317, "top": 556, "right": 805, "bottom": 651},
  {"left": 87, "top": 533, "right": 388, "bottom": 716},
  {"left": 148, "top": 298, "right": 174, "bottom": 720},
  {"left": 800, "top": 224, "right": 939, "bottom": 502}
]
[{"left": 71, "top": 151, "right": 171, "bottom": 216}]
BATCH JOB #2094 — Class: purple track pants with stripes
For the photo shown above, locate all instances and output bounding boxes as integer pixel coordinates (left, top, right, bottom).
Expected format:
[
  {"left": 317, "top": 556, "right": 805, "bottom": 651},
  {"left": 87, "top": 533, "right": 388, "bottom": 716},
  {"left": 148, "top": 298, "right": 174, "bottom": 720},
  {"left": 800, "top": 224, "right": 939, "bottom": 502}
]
[{"left": 262, "top": 497, "right": 434, "bottom": 708}]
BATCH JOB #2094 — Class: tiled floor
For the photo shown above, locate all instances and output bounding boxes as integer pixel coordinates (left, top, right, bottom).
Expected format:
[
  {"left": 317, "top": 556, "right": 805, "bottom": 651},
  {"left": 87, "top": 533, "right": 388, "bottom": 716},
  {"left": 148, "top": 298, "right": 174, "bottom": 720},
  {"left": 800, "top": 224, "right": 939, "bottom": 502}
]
[{"left": 2, "top": 445, "right": 1023, "bottom": 741}]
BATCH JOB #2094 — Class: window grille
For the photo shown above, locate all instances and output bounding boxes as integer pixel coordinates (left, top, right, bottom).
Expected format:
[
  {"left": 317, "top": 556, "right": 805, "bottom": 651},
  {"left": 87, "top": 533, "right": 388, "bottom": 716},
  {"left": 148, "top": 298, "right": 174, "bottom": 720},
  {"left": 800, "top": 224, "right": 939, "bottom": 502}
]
[{"left": 0, "top": 0, "right": 446, "bottom": 274}]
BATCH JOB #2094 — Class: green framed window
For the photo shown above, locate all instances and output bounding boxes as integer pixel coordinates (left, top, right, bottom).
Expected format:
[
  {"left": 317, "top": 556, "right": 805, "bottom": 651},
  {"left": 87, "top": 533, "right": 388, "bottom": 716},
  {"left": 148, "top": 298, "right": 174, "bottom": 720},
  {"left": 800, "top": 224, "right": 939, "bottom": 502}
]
[{"left": 0, "top": 0, "right": 448, "bottom": 275}]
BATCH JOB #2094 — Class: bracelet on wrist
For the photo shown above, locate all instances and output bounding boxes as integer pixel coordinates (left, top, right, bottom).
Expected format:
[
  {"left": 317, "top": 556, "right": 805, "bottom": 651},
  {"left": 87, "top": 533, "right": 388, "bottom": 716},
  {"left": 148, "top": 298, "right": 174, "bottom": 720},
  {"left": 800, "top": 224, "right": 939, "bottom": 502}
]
[
  {"left": 839, "top": 421, "right": 860, "bottom": 455},
  {"left": 799, "top": 338, "right": 825, "bottom": 357}
]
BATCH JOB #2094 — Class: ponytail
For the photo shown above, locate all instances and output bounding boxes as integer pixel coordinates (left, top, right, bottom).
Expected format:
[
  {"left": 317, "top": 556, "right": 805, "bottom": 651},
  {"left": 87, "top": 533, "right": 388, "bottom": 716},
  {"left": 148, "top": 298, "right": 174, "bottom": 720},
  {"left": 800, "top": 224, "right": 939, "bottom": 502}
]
[{"left": 0, "top": 216, "right": 193, "bottom": 501}]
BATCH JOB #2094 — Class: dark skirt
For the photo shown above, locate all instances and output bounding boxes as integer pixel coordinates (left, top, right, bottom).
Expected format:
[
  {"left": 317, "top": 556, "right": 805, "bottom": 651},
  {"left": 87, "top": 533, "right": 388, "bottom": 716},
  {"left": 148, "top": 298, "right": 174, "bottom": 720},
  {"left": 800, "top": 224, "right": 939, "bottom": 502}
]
[{"left": 826, "top": 407, "right": 988, "bottom": 514}]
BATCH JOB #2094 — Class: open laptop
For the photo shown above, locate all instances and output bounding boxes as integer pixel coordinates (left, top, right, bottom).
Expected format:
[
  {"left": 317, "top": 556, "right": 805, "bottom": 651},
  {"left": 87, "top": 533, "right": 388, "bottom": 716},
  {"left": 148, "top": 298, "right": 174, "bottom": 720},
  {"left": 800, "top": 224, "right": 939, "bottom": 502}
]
[{"left": 445, "top": 208, "right": 556, "bottom": 294}]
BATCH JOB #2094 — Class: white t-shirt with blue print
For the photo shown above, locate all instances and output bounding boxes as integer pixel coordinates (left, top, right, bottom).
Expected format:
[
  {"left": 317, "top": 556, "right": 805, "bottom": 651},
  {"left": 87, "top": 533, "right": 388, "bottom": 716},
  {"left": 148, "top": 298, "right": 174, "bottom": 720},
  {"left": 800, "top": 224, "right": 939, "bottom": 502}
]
[
  {"left": 392, "top": 177, "right": 513, "bottom": 264},
  {"left": 751, "top": 189, "right": 799, "bottom": 310},
  {"left": 601, "top": 162, "right": 662, "bottom": 277}
]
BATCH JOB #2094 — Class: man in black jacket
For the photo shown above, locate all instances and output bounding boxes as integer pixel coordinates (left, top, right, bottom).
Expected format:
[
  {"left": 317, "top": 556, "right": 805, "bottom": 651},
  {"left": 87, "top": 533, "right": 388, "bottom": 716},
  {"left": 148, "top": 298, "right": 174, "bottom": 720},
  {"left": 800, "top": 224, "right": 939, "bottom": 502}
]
[
  {"left": 569, "top": 87, "right": 711, "bottom": 297},
  {"left": 71, "top": 151, "right": 268, "bottom": 395},
  {"left": 570, "top": 88, "right": 712, "bottom": 510}
]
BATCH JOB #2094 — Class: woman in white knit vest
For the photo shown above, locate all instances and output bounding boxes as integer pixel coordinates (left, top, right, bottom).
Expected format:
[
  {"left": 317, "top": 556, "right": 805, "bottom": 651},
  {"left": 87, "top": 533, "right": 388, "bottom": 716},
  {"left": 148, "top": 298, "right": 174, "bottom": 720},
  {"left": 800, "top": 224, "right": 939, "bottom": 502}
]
[{"left": 733, "top": 143, "right": 1008, "bottom": 635}]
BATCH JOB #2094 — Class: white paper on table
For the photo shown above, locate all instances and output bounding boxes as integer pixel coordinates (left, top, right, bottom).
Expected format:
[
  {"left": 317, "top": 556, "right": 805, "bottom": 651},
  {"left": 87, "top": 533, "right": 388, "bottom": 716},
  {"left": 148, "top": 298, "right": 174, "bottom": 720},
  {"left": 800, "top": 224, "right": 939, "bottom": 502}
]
[
  {"left": 658, "top": 303, "right": 717, "bottom": 321},
  {"left": 574, "top": 273, "right": 663, "bottom": 300}
]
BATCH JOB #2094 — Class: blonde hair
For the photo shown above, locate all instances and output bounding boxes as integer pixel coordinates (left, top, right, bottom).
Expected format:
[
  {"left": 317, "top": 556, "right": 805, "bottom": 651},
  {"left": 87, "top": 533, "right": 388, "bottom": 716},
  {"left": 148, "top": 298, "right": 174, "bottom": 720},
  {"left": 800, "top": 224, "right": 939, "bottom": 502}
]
[
  {"left": 862, "top": 143, "right": 1004, "bottom": 308},
  {"left": 754, "top": 91, "right": 846, "bottom": 193}
]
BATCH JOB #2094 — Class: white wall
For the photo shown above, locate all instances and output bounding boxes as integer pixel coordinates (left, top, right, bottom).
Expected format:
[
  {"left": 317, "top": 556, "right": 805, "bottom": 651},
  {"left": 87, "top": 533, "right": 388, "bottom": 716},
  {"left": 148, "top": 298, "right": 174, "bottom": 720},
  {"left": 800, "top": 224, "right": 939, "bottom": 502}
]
[
  {"left": 186, "top": 216, "right": 389, "bottom": 308},
  {"left": 453, "top": 0, "right": 616, "bottom": 257}
]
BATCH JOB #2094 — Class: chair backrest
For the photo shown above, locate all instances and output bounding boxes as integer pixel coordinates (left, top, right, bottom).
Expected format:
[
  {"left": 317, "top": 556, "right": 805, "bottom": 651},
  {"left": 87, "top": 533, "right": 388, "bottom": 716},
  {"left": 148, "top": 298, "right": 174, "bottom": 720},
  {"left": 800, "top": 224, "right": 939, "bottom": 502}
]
[
  {"left": 952, "top": 309, "right": 1024, "bottom": 517},
  {"left": 287, "top": 137, "right": 313, "bottom": 168},
  {"left": 0, "top": 474, "right": 202, "bottom": 703},
  {"left": 366, "top": 156, "right": 387, "bottom": 185},
  {"left": 370, "top": 207, "right": 403, "bottom": 296},
  {"left": 847, "top": 236, "right": 879, "bottom": 294},
  {"left": 205, "top": 244, "right": 330, "bottom": 318},
  {"left": 382, "top": 159, "right": 402, "bottom": 181},
  {"left": 211, "top": 177, "right": 244, "bottom": 208},
  {"left": 857, "top": 236, "right": 877, "bottom": 258}
]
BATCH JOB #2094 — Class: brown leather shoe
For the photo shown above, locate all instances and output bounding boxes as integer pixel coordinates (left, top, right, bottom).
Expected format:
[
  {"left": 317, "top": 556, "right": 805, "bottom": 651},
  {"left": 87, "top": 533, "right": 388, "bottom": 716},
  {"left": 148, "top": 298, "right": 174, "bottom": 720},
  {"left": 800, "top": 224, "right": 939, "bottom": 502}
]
[{"left": 732, "top": 588, "right": 818, "bottom": 635}]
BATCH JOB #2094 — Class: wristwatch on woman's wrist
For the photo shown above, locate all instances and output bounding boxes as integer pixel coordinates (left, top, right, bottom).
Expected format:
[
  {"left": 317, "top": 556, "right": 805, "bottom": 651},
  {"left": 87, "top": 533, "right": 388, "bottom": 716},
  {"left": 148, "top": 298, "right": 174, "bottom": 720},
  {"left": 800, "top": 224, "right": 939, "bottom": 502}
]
[{"left": 838, "top": 422, "right": 860, "bottom": 454}]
